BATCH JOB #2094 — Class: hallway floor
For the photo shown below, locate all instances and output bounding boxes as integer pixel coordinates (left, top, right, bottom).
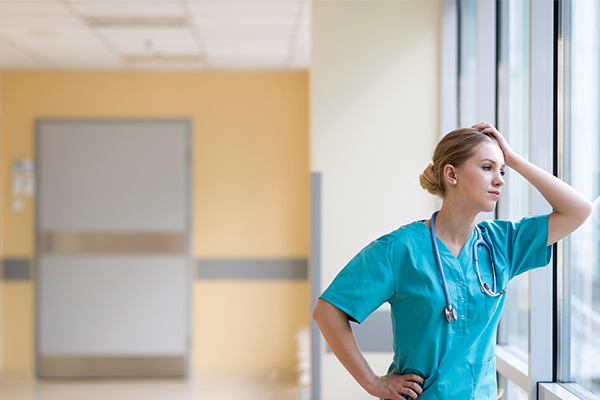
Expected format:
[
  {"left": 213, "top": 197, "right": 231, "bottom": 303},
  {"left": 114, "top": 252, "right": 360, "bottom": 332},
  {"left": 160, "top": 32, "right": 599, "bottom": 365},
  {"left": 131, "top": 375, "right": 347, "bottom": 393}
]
[{"left": 0, "top": 371, "right": 302, "bottom": 400}]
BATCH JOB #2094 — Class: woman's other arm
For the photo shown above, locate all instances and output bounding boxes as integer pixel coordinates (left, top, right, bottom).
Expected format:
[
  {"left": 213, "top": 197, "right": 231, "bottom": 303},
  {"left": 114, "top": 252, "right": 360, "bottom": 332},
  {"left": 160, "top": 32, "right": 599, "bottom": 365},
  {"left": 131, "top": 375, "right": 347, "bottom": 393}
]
[
  {"left": 312, "top": 299, "right": 424, "bottom": 400},
  {"left": 473, "top": 122, "right": 593, "bottom": 245}
]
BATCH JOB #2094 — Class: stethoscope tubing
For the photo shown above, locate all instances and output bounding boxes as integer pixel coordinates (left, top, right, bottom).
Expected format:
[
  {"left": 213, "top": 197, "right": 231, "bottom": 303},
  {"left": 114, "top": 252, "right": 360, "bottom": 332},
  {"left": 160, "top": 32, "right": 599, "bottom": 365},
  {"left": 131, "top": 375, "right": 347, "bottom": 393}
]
[
  {"left": 430, "top": 210, "right": 506, "bottom": 324},
  {"left": 430, "top": 211, "right": 453, "bottom": 310}
]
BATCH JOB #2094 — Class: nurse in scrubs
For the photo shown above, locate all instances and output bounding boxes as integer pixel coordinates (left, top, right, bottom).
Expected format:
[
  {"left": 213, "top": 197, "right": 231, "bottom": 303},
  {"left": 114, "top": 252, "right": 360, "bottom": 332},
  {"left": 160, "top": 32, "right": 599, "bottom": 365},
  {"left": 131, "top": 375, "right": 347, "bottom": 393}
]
[{"left": 313, "top": 123, "right": 592, "bottom": 400}]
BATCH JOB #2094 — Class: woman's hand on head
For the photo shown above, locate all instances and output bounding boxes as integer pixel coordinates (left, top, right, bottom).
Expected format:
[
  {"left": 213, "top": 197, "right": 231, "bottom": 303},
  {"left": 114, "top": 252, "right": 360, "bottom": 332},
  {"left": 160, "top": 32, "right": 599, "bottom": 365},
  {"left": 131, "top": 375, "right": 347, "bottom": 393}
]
[
  {"left": 472, "top": 122, "right": 519, "bottom": 167},
  {"left": 366, "top": 369, "right": 424, "bottom": 400}
]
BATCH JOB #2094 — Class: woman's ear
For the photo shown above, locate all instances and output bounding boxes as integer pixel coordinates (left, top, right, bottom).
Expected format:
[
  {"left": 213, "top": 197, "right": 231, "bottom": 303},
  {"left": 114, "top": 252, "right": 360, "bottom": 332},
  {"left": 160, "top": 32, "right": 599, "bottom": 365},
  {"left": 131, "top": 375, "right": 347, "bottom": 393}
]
[{"left": 443, "top": 164, "right": 458, "bottom": 186}]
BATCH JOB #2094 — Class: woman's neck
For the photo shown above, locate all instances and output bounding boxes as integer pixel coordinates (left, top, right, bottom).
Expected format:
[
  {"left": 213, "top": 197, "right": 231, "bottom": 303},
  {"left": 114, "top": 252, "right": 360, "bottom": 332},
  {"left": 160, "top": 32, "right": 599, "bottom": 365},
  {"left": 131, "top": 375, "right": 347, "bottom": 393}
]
[{"left": 428, "top": 203, "right": 478, "bottom": 258}]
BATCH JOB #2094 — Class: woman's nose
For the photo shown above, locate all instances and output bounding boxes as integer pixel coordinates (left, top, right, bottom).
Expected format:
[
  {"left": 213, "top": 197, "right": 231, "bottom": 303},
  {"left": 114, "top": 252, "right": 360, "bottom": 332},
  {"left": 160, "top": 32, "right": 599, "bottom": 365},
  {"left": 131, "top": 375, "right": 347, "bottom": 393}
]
[{"left": 494, "top": 173, "right": 505, "bottom": 187}]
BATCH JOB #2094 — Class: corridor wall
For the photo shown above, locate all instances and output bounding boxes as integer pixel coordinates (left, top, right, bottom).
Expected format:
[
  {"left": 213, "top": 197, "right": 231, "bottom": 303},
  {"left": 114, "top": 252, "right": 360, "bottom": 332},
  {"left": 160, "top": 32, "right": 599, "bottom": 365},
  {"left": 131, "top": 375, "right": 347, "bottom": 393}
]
[
  {"left": 0, "top": 71, "right": 309, "bottom": 375},
  {"left": 311, "top": 1, "right": 442, "bottom": 398}
]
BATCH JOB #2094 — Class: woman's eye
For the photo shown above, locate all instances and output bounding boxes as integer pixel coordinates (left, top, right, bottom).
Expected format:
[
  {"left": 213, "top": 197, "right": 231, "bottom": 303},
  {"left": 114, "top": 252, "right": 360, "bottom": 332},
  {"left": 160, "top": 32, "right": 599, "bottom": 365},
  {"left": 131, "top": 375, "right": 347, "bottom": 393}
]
[
  {"left": 483, "top": 165, "right": 492, "bottom": 171},
  {"left": 500, "top": 170, "right": 506, "bottom": 176}
]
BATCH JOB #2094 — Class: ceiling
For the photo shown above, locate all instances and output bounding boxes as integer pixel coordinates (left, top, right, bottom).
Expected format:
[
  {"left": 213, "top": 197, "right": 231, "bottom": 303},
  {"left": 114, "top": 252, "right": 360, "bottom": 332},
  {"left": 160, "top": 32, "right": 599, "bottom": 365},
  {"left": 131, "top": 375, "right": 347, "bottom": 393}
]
[{"left": 0, "top": 0, "right": 310, "bottom": 71}]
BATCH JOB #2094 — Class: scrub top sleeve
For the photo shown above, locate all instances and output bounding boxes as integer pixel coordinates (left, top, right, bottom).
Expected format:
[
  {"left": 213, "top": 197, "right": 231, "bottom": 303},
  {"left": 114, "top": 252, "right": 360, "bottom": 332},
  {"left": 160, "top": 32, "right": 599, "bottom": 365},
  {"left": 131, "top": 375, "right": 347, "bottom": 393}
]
[
  {"left": 482, "top": 214, "right": 552, "bottom": 280},
  {"left": 319, "top": 240, "right": 395, "bottom": 324}
]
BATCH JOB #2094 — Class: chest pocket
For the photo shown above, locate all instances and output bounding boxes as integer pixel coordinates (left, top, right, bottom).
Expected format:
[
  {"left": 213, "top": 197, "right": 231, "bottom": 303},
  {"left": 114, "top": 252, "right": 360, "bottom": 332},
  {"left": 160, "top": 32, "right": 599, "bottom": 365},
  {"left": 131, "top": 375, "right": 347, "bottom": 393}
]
[{"left": 476, "top": 244, "right": 508, "bottom": 316}]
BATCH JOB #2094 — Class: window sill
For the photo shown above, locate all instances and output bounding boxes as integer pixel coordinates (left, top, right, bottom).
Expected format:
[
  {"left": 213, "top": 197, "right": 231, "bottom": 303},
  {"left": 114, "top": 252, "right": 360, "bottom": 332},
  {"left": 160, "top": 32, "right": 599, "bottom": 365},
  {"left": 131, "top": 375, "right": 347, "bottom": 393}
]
[
  {"left": 539, "top": 383, "right": 600, "bottom": 400},
  {"left": 496, "top": 344, "right": 529, "bottom": 392}
]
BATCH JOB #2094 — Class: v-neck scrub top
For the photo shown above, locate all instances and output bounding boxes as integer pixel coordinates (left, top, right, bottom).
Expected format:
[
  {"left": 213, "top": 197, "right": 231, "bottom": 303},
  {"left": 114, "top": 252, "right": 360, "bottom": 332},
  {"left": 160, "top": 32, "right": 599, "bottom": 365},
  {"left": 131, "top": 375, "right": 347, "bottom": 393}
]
[{"left": 320, "top": 214, "right": 552, "bottom": 400}]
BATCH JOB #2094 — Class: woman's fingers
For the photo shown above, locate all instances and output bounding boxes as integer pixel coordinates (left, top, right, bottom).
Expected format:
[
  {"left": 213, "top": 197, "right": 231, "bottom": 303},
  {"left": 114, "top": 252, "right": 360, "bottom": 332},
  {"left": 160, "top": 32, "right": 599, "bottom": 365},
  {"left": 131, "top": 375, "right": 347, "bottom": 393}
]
[
  {"left": 403, "top": 380, "right": 424, "bottom": 396},
  {"left": 404, "top": 373, "right": 425, "bottom": 387},
  {"left": 389, "top": 371, "right": 424, "bottom": 398},
  {"left": 371, "top": 369, "right": 426, "bottom": 399},
  {"left": 472, "top": 122, "right": 518, "bottom": 165},
  {"left": 472, "top": 122, "right": 501, "bottom": 138},
  {"left": 402, "top": 386, "right": 419, "bottom": 400}
]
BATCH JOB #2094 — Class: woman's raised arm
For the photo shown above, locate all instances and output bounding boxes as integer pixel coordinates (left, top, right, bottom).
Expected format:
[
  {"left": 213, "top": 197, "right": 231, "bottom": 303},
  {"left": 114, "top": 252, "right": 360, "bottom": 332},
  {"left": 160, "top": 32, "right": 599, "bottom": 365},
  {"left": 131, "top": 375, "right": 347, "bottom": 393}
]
[{"left": 473, "top": 122, "right": 593, "bottom": 245}]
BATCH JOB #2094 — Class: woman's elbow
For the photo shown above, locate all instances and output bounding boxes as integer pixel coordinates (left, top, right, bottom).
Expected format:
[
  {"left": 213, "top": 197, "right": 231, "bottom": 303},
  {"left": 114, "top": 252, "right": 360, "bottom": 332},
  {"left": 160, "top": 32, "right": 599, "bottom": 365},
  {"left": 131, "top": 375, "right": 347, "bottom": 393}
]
[
  {"left": 313, "top": 298, "right": 326, "bottom": 325},
  {"left": 583, "top": 198, "right": 594, "bottom": 219},
  {"left": 313, "top": 298, "right": 340, "bottom": 328},
  {"left": 574, "top": 198, "right": 593, "bottom": 226}
]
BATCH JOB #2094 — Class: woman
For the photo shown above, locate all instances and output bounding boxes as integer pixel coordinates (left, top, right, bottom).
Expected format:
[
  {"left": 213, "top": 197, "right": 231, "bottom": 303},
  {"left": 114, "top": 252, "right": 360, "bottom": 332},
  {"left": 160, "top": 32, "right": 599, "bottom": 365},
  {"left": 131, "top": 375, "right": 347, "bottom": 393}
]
[{"left": 313, "top": 123, "right": 592, "bottom": 400}]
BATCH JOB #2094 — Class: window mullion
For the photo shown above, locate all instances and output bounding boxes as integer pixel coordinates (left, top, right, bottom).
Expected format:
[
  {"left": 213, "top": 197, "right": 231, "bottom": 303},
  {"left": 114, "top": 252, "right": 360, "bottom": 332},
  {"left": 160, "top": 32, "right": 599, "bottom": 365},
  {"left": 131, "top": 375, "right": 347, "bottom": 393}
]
[{"left": 529, "top": 1, "right": 556, "bottom": 399}]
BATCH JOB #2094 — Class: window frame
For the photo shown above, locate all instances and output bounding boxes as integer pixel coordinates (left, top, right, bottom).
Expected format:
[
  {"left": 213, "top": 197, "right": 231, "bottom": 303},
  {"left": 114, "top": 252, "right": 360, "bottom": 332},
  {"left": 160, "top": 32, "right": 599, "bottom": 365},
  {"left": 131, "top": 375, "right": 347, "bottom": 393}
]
[
  {"left": 553, "top": 0, "right": 600, "bottom": 398},
  {"left": 451, "top": 1, "right": 600, "bottom": 399}
]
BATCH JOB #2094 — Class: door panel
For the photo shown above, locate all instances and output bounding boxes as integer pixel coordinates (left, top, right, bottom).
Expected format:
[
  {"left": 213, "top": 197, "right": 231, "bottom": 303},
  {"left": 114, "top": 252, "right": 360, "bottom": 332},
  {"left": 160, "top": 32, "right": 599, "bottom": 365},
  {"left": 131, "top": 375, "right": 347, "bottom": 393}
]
[{"left": 36, "top": 120, "right": 190, "bottom": 378}]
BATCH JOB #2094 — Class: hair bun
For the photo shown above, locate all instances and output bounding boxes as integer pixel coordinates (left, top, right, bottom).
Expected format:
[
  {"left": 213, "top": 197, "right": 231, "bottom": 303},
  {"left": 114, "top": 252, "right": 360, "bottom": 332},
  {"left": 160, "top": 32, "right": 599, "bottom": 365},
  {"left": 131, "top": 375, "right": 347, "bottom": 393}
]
[{"left": 419, "top": 162, "right": 440, "bottom": 195}]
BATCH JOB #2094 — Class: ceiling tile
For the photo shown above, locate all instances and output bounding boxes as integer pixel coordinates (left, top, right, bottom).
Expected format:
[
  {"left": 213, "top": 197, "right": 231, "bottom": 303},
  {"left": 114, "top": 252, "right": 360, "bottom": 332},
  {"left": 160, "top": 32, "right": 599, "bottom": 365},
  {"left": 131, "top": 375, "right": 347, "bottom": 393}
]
[
  {"left": 3, "top": 28, "right": 99, "bottom": 44},
  {"left": 0, "top": 41, "right": 45, "bottom": 68},
  {"left": 209, "top": 57, "right": 285, "bottom": 71},
  {"left": 68, "top": 0, "right": 180, "bottom": 2},
  {"left": 15, "top": 38, "right": 116, "bottom": 57},
  {"left": 0, "top": 0, "right": 311, "bottom": 70},
  {"left": 28, "top": 46, "right": 123, "bottom": 69},
  {"left": 0, "top": 0, "right": 58, "bottom": 2},
  {"left": 97, "top": 27, "right": 199, "bottom": 56},
  {"left": 0, "top": 2, "right": 72, "bottom": 17},
  {"left": 0, "top": 16, "right": 88, "bottom": 31},
  {"left": 123, "top": 58, "right": 204, "bottom": 70},
  {"left": 288, "top": 40, "right": 309, "bottom": 68},
  {"left": 188, "top": 2, "right": 299, "bottom": 16},
  {"left": 201, "top": 30, "right": 291, "bottom": 43},
  {"left": 98, "top": 27, "right": 196, "bottom": 41},
  {"left": 68, "top": 2, "right": 185, "bottom": 17},
  {"left": 186, "top": 0, "right": 302, "bottom": 4},
  {"left": 206, "top": 47, "right": 287, "bottom": 58}
]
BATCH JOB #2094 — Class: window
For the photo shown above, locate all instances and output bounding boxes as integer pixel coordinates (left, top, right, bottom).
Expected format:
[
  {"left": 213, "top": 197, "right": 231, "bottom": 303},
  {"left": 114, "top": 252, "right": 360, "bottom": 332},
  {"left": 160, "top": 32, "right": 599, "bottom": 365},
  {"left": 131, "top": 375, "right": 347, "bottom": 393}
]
[
  {"left": 558, "top": 0, "right": 600, "bottom": 396},
  {"left": 499, "top": 375, "right": 529, "bottom": 400},
  {"left": 458, "top": 0, "right": 478, "bottom": 126},
  {"left": 496, "top": 0, "right": 531, "bottom": 363}
]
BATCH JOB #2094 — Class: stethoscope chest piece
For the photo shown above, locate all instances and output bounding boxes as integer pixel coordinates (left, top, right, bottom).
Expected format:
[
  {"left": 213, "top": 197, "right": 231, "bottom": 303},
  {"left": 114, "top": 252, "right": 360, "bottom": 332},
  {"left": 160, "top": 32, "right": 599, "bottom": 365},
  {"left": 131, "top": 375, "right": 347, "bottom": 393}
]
[{"left": 445, "top": 305, "right": 458, "bottom": 324}]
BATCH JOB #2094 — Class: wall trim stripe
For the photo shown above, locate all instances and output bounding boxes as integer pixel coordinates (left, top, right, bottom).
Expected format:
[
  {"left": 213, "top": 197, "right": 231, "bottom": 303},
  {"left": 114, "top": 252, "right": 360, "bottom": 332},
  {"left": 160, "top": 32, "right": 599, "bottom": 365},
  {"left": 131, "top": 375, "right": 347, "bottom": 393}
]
[
  {"left": 2, "top": 258, "right": 31, "bottom": 281},
  {"left": 0, "top": 258, "right": 308, "bottom": 281},
  {"left": 197, "top": 258, "right": 308, "bottom": 280}
]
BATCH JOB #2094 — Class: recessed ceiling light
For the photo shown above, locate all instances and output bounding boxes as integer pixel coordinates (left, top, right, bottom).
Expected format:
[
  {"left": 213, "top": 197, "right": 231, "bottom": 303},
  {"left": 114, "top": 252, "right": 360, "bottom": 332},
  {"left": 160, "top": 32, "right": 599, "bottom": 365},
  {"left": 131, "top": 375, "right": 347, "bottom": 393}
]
[{"left": 87, "top": 16, "right": 187, "bottom": 28}]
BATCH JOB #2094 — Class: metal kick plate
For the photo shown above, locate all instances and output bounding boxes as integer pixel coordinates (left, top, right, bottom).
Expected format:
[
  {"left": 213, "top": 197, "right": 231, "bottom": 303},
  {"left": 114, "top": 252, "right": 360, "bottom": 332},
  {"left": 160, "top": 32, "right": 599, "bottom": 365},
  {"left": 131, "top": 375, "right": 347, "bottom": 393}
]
[
  {"left": 40, "top": 232, "right": 186, "bottom": 255},
  {"left": 39, "top": 355, "right": 186, "bottom": 378}
]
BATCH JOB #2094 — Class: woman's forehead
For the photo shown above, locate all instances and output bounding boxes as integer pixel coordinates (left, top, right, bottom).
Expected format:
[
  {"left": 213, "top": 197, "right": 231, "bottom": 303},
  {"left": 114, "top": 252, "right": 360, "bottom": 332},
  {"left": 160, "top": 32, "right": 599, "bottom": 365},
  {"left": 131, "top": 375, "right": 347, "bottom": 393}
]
[{"left": 471, "top": 142, "right": 505, "bottom": 165}]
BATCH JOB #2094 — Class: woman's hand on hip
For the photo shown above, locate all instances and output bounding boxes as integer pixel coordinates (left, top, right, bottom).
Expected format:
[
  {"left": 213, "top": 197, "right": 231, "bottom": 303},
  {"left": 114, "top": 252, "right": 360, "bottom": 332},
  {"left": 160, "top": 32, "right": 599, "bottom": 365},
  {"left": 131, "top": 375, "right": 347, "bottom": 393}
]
[{"left": 366, "top": 368, "right": 424, "bottom": 400}]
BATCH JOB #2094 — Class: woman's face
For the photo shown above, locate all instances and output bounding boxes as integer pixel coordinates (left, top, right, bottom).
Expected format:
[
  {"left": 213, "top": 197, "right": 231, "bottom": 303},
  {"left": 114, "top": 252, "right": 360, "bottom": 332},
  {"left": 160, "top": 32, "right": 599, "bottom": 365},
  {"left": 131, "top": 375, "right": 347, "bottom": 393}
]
[{"left": 452, "top": 141, "right": 505, "bottom": 213}]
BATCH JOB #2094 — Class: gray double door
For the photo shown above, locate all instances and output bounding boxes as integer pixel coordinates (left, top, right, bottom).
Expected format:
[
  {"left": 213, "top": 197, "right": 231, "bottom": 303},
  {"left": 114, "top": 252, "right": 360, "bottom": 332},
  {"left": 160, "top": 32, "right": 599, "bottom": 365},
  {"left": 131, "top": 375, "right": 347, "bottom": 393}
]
[{"left": 36, "top": 120, "right": 190, "bottom": 378}]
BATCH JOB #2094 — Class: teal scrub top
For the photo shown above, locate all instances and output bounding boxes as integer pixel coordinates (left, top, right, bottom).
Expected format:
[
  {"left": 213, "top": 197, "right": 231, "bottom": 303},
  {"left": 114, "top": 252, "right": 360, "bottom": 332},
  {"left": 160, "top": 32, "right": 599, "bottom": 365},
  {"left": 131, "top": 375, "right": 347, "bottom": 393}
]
[{"left": 320, "top": 214, "right": 552, "bottom": 400}]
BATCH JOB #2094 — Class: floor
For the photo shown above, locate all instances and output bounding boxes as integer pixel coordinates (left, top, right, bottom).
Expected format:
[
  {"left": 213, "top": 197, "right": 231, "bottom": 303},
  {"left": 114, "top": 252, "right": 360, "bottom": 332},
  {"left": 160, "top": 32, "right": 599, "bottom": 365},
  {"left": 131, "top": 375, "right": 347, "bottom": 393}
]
[{"left": 0, "top": 371, "right": 305, "bottom": 400}]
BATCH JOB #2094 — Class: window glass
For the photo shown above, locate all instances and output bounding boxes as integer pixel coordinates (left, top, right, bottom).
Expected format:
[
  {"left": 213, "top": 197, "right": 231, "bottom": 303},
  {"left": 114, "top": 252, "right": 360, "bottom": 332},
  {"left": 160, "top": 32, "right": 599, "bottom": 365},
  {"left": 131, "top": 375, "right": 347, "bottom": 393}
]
[
  {"left": 496, "top": 0, "right": 530, "bottom": 358},
  {"left": 498, "top": 375, "right": 529, "bottom": 400},
  {"left": 458, "top": 0, "right": 477, "bottom": 126},
  {"left": 561, "top": 0, "right": 600, "bottom": 395}
]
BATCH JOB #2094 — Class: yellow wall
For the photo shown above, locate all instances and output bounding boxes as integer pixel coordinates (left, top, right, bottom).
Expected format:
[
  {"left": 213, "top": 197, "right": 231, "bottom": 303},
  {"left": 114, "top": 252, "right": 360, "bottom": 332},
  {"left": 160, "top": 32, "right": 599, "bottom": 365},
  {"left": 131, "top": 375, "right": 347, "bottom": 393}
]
[{"left": 0, "top": 71, "right": 309, "bottom": 374}]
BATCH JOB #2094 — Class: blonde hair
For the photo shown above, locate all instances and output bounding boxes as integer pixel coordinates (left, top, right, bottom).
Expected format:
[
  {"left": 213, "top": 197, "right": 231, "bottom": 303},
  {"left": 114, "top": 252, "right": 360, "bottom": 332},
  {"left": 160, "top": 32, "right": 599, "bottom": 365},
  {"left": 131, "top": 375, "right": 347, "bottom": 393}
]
[{"left": 419, "top": 128, "right": 496, "bottom": 197}]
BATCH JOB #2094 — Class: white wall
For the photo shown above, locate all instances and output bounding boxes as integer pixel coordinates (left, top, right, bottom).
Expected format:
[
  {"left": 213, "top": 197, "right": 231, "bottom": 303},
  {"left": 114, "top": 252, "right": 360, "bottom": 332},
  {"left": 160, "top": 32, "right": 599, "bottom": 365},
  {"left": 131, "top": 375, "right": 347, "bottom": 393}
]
[{"left": 311, "top": 1, "right": 442, "bottom": 398}]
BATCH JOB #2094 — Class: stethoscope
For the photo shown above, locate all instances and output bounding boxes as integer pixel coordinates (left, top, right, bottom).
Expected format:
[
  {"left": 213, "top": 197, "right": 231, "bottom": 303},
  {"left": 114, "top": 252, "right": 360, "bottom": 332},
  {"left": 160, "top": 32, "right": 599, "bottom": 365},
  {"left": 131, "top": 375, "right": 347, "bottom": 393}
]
[{"left": 430, "top": 210, "right": 506, "bottom": 324}]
